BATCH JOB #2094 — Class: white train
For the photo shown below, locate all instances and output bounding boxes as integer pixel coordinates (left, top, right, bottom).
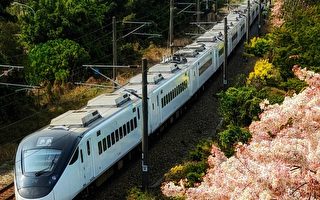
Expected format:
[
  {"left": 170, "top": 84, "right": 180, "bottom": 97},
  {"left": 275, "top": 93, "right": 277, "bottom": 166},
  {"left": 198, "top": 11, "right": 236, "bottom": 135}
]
[{"left": 14, "top": 2, "right": 263, "bottom": 199}]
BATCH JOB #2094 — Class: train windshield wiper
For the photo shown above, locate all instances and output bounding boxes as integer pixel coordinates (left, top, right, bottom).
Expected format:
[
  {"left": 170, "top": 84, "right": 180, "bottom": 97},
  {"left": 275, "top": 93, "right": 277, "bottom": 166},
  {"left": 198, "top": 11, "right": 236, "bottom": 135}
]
[{"left": 35, "top": 157, "right": 56, "bottom": 176}]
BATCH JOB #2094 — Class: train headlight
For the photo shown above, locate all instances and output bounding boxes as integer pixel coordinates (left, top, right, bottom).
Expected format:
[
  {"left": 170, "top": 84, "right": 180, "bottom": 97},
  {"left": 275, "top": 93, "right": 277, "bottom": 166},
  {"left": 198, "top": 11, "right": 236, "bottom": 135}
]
[{"left": 51, "top": 175, "right": 57, "bottom": 181}]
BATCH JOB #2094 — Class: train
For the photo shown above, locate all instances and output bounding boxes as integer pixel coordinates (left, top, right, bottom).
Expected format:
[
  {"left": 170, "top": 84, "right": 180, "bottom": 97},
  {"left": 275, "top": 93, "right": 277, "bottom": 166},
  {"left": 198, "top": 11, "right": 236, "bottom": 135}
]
[{"left": 14, "top": 1, "right": 264, "bottom": 199}]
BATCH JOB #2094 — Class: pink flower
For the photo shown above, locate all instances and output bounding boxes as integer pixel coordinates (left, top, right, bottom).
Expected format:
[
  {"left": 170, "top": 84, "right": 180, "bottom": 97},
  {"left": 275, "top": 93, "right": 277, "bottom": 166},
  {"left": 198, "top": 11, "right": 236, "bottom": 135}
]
[{"left": 162, "top": 67, "right": 320, "bottom": 199}]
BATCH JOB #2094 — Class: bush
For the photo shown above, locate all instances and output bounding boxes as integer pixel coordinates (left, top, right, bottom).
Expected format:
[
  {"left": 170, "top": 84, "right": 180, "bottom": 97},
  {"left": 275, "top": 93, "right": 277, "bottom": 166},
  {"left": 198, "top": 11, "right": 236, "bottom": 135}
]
[
  {"left": 245, "top": 36, "right": 272, "bottom": 57},
  {"left": 188, "top": 140, "right": 213, "bottom": 162},
  {"left": 164, "top": 161, "right": 207, "bottom": 187},
  {"left": 247, "top": 59, "right": 282, "bottom": 88},
  {"left": 218, "top": 125, "right": 251, "bottom": 157},
  {"left": 258, "top": 87, "right": 286, "bottom": 104},
  {"left": 127, "top": 187, "right": 156, "bottom": 200},
  {"left": 279, "top": 78, "right": 307, "bottom": 93},
  {"left": 218, "top": 87, "right": 262, "bottom": 126}
]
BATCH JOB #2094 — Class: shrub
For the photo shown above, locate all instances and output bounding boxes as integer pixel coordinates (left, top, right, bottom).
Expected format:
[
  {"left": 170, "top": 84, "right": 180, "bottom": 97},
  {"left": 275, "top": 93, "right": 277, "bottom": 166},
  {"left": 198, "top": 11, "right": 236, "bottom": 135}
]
[
  {"left": 258, "top": 87, "right": 286, "bottom": 105},
  {"left": 247, "top": 59, "right": 282, "bottom": 88},
  {"left": 218, "top": 125, "right": 251, "bottom": 157},
  {"left": 127, "top": 187, "right": 156, "bottom": 200},
  {"left": 218, "top": 87, "right": 262, "bottom": 126},
  {"left": 188, "top": 140, "right": 213, "bottom": 162},
  {"left": 164, "top": 161, "right": 207, "bottom": 187},
  {"left": 245, "top": 36, "right": 272, "bottom": 57},
  {"left": 279, "top": 77, "right": 307, "bottom": 93}
]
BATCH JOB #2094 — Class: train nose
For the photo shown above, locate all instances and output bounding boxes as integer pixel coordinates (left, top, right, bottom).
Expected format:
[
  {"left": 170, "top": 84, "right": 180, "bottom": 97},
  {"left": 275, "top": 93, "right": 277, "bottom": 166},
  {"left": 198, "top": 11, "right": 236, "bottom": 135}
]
[{"left": 16, "top": 187, "right": 55, "bottom": 200}]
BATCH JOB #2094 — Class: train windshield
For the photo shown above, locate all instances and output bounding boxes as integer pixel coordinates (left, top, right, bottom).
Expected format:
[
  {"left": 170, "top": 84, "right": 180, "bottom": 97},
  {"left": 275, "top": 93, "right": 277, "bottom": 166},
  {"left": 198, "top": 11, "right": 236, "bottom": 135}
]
[{"left": 23, "top": 149, "right": 61, "bottom": 174}]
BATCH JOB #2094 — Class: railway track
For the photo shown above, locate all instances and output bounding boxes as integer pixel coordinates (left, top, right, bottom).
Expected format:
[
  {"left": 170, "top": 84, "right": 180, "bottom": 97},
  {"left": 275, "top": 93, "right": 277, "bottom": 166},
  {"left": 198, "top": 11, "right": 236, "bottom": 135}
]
[{"left": 0, "top": 182, "right": 15, "bottom": 200}]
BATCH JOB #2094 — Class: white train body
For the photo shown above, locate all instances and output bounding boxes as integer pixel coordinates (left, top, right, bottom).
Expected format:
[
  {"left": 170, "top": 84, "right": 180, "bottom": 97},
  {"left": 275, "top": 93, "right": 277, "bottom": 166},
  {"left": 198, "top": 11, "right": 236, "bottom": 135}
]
[{"left": 14, "top": 1, "right": 263, "bottom": 199}]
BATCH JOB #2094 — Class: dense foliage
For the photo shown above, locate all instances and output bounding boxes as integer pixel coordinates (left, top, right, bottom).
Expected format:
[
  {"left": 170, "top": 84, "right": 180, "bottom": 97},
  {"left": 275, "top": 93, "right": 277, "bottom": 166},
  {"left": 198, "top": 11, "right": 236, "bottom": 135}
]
[
  {"left": 0, "top": 0, "right": 14, "bottom": 21},
  {"left": 0, "top": 21, "right": 21, "bottom": 64},
  {"left": 245, "top": 36, "right": 272, "bottom": 57},
  {"left": 27, "top": 39, "right": 89, "bottom": 86},
  {"left": 218, "top": 125, "right": 251, "bottom": 157},
  {"left": 247, "top": 59, "right": 281, "bottom": 88},
  {"left": 271, "top": 1, "right": 320, "bottom": 78},
  {"left": 164, "top": 140, "right": 213, "bottom": 188},
  {"left": 162, "top": 67, "right": 320, "bottom": 199},
  {"left": 217, "top": 87, "right": 262, "bottom": 126}
]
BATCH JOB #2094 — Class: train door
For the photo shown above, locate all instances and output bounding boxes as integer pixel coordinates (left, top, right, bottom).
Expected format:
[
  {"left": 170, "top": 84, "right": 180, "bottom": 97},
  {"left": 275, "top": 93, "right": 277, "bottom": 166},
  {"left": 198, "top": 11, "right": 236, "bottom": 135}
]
[
  {"left": 189, "top": 67, "right": 198, "bottom": 95},
  {"left": 80, "top": 138, "right": 94, "bottom": 186},
  {"left": 150, "top": 93, "right": 160, "bottom": 132}
]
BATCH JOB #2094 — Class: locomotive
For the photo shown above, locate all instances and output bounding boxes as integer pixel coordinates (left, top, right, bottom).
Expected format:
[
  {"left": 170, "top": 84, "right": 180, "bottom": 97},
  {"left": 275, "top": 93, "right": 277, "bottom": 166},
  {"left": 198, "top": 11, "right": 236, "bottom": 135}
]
[{"left": 14, "top": 1, "right": 262, "bottom": 199}]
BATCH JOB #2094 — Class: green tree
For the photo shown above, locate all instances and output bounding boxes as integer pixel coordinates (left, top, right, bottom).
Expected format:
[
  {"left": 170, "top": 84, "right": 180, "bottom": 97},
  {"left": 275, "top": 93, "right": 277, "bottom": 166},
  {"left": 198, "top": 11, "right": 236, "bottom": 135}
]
[
  {"left": 19, "top": 0, "right": 112, "bottom": 62},
  {"left": 27, "top": 39, "right": 89, "bottom": 87},
  {"left": 271, "top": 3, "right": 320, "bottom": 78}
]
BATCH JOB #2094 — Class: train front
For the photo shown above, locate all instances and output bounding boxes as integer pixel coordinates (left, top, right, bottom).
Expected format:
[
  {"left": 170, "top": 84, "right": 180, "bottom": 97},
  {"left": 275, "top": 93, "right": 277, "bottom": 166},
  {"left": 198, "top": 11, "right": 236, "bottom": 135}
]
[{"left": 14, "top": 129, "right": 79, "bottom": 200}]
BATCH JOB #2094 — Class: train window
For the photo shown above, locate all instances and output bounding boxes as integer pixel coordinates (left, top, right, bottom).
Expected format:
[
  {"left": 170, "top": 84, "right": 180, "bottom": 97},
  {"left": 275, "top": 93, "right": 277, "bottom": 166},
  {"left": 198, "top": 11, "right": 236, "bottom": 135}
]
[
  {"left": 119, "top": 127, "right": 123, "bottom": 139},
  {"left": 103, "top": 138, "right": 107, "bottom": 151},
  {"left": 115, "top": 129, "right": 119, "bottom": 142},
  {"left": 232, "top": 32, "right": 238, "bottom": 42},
  {"left": 134, "top": 117, "right": 137, "bottom": 128},
  {"left": 69, "top": 148, "right": 79, "bottom": 165},
  {"left": 132, "top": 107, "right": 136, "bottom": 112},
  {"left": 87, "top": 141, "right": 91, "bottom": 156},
  {"left": 130, "top": 119, "right": 134, "bottom": 130},
  {"left": 98, "top": 141, "right": 102, "bottom": 155},
  {"left": 111, "top": 132, "right": 115, "bottom": 145},
  {"left": 241, "top": 24, "right": 245, "bottom": 31},
  {"left": 107, "top": 135, "right": 111, "bottom": 148},
  {"left": 123, "top": 124, "right": 127, "bottom": 136},
  {"left": 161, "top": 98, "right": 164, "bottom": 108},
  {"left": 127, "top": 122, "right": 130, "bottom": 133},
  {"left": 80, "top": 150, "right": 83, "bottom": 163},
  {"left": 137, "top": 108, "right": 140, "bottom": 119},
  {"left": 219, "top": 47, "right": 224, "bottom": 56},
  {"left": 23, "top": 149, "right": 62, "bottom": 173},
  {"left": 96, "top": 130, "right": 101, "bottom": 137},
  {"left": 152, "top": 103, "right": 154, "bottom": 110}
]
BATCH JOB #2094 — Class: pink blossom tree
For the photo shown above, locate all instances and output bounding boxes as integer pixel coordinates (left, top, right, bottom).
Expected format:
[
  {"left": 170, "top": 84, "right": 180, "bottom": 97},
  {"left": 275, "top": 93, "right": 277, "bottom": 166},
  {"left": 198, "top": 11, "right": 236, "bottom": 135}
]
[
  {"left": 161, "top": 67, "right": 320, "bottom": 199},
  {"left": 271, "top": 0, "right": 284, "bottom": 27}
]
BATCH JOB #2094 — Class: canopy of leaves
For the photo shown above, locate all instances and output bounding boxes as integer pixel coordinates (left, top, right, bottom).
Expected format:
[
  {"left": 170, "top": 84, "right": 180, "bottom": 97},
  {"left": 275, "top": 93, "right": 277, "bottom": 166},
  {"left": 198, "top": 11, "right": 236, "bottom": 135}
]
[
  {"left": 21, "top": 0, "right": 110, "bottom": 44},
  {"left": 27, "top": 39, "right": 89, "bottom": 85}
]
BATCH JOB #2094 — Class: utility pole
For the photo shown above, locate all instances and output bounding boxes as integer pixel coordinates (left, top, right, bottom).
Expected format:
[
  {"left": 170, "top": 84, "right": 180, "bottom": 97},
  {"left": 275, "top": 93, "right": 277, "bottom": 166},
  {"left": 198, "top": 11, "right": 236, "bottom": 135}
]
[
  {"left": 112, "top": 16, "right": 117, "bottom": 88},
  {"left": 223, "top": 17, "right": 228, "bottom": 86},
  {"left": 196, "top": 0, "right": 200, "bottom": 23},
  {"left": 215, "top": 0, "right": 218, "bottom": 21},
  {"left": 141, "top": 58, "right": 149, "bottom": 191},
  {"left": 227, "top": 0, "right": 229, "bottom": 11},
  {"left": 258, "top": 0, "right": 262, "bottom": 35},
  {"left": 246, "top": 0, "right": 250, "bottom": 43},
  {"left": 169, "top": 0, "right": 174, "bottom": 54}
]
